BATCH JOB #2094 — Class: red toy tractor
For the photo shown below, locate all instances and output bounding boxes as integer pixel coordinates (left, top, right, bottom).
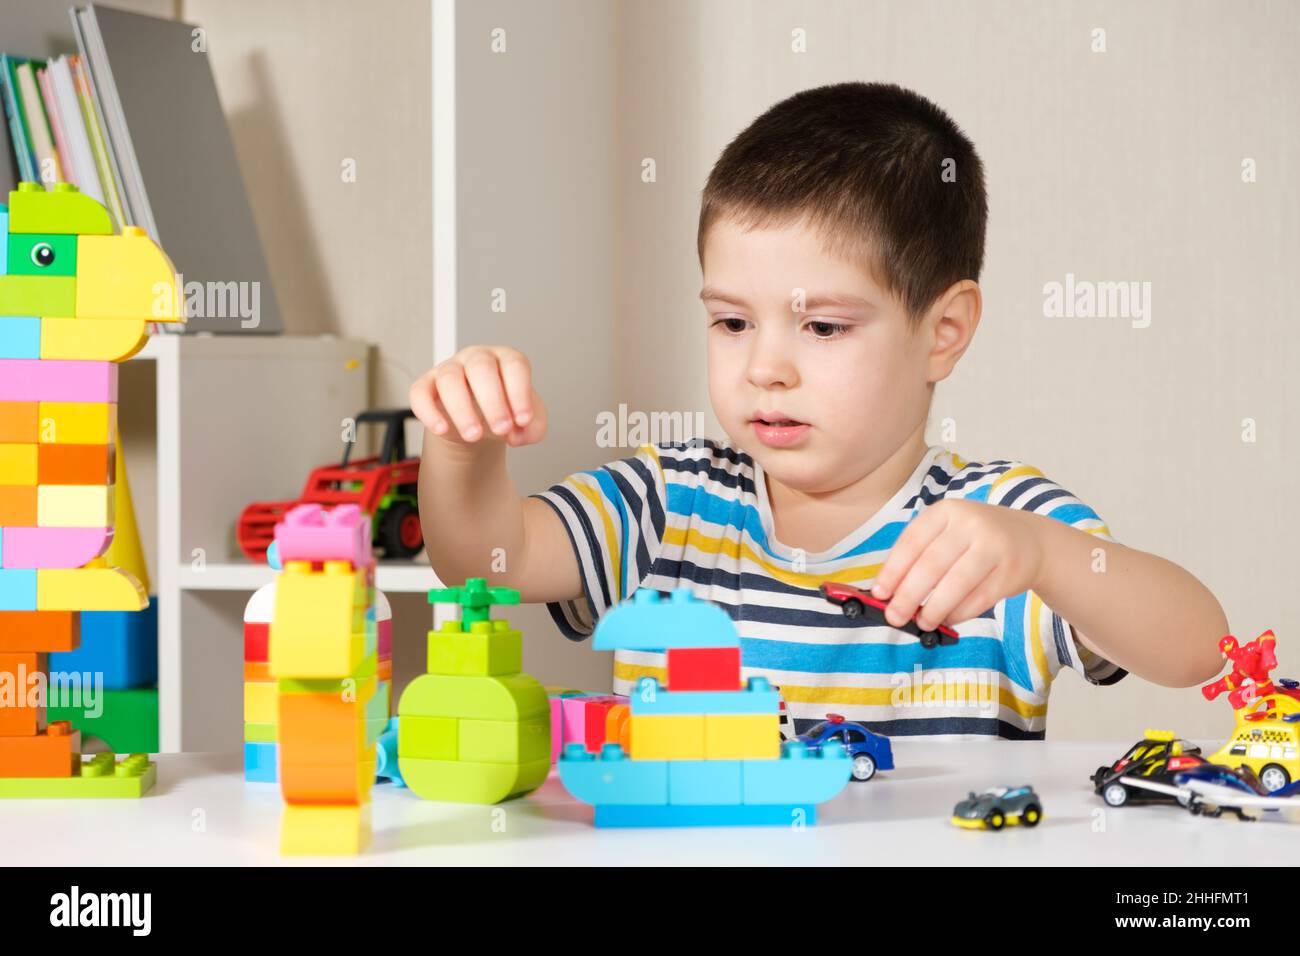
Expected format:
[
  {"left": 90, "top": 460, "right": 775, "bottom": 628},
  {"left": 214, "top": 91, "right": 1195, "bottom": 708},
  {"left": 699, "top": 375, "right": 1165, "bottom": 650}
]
[{"left": 236, "top": 408, "right": 423, "bottom": 562}]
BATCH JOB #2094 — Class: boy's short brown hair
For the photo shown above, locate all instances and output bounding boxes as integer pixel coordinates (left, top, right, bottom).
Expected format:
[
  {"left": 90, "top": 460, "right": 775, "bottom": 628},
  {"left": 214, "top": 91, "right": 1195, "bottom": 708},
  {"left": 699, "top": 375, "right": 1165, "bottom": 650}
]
[{"left": 698, "top": 82, "right": 987, "bottom": 322}]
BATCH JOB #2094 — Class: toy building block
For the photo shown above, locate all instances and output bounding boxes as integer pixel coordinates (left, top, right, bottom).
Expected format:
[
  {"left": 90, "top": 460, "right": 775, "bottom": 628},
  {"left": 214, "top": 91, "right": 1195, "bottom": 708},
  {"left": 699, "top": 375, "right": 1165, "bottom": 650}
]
[
  {"left": 397, "top": 578, "right": 550, "bottom": 804},
  {"left": 48, "top": 686, "right": 158, "bottom": 754},
  {"left": 0, "top": 751, "right": 155, "bottom": 799},
  {"left": 49, "top": 600, "right": 158, "bottom": 688},
  {"left": 666, "top": 646, "right": 742, "bottom": 691},
  {"left": 0, "top": 184, "right": 178, "bottom": 799},
  {"left": 280, "top": 802, "right": 372, "bottom": 856},
  {"left": 0, "top": 651, "right": 46, "bottom": 736},
  {"left": 374, "top": 718, "right": 405, "bottom": 787},
  {"left": 269, "top": 559, "right": 370, "bottom": 678},
  {"left": 245, "top": 741, "right": 278, "bottom": 783},
  {"left": 559, "top": 586, "right": 854, "bottom": 826}
]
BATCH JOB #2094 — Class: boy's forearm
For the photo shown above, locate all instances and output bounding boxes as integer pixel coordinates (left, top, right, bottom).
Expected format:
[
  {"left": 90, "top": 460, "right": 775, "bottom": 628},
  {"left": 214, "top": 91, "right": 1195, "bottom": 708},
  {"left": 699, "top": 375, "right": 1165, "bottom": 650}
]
[
  {"left": 418, "top": 431, "right": 526, "bottom": 587},
  {"left": 1028, "top": 515, "right": 1227, "bottom": 687}
]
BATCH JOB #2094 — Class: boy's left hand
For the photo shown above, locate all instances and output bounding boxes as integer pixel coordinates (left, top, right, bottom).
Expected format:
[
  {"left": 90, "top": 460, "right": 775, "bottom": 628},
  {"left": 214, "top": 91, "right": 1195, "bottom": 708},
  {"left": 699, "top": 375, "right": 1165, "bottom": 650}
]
[{"left": 870, "top": 499, "right": 1047, "bottom": 632}]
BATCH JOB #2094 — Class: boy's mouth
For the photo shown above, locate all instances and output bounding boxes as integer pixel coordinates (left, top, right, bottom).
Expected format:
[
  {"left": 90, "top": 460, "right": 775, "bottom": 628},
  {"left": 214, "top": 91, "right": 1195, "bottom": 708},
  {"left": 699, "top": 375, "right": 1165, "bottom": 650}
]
[{"left": 750, "top": 412, "right": 810, "bottom": 448}]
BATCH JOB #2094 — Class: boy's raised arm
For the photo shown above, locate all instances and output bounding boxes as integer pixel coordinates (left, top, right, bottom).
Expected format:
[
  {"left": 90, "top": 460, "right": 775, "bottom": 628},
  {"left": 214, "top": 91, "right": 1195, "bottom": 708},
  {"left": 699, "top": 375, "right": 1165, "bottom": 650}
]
[{"left": 409, "top": 346, "right": 582, "bottom": 604}]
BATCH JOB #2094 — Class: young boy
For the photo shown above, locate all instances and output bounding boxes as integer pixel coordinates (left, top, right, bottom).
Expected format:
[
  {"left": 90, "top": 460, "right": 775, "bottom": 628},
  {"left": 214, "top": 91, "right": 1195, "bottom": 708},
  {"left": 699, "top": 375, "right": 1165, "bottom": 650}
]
[{"left": 410, "top": 81, "right": 1226, "bottom": 739}]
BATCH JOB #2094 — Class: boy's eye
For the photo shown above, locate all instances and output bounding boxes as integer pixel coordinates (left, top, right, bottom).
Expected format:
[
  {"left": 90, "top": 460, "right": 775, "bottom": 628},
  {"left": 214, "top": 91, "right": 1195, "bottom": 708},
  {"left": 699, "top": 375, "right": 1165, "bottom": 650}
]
[
  {"left": 712, "top": 317, "right": 749, "bottom": 333},
  {"left": 807, "top": 319, "right": 850, "bottom": 339}
]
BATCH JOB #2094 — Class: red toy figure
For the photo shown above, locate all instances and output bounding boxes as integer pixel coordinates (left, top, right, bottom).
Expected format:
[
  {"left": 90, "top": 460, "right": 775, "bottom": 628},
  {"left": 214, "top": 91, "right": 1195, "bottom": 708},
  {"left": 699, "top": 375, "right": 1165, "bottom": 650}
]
[{"left": 1202, "top": 631, "right": 1282, "bottom": 717}]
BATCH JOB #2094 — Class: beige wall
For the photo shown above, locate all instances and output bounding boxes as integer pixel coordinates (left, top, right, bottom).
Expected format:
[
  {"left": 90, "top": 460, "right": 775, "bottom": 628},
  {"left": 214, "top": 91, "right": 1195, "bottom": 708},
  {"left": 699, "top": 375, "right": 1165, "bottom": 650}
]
[{"left": 612, "top": 0, "right": 1300, "bottom": 739}]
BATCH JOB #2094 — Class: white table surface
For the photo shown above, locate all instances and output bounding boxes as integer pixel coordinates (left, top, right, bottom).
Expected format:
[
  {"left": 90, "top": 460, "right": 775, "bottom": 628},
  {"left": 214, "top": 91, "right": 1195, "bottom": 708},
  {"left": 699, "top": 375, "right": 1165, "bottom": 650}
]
[{"left": 9, "top": 740, "right": 1294, "bottom": 866}]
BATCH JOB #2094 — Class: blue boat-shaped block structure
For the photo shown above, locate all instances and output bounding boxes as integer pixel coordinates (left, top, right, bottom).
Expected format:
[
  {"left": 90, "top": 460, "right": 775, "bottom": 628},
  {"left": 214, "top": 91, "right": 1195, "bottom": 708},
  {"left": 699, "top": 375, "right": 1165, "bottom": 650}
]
[{"left": 559, "top": 588, "right": 852, "bottom": 826}]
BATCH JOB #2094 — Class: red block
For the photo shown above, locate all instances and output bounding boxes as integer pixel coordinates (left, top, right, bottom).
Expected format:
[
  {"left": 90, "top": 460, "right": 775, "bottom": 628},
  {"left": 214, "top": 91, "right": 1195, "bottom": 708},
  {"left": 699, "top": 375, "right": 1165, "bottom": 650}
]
[
  {"left": 244, "top": 622, "right": 269, "bottom": 663},
  {"left": 666, "top": 647, "right": 742, "bottom": 691},
  {"left": 583, "top": 699, "right": 620, "bottom": 752}
]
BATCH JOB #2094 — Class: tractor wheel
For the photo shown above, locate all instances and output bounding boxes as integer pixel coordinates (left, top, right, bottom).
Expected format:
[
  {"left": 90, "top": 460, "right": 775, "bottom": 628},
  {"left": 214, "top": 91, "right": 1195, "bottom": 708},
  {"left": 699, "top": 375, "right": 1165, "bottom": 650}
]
[{"left": 380, "top": 502, "right": 424, "bottom": 559}]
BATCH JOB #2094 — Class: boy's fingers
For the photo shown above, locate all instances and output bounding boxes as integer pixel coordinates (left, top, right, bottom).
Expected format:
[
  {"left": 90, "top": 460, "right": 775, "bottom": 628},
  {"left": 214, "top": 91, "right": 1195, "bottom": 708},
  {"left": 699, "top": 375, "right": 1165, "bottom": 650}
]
[
  {"left": 463, "top": 353, "right": 514, "bottom": 436},
  {"left": 434, "top": 364, "right": 485, "bottom": 441},
  {"left": 883, "top": 534, "right": 969, "bottom": 628},
  {"left": 942, "top": 568, "right": 1003, "bottom": 630},
  {"left": 408, "top": 372, "right": 448, "bottom": 434},
  {"left": 915, "top": 549, "right": 996, "bottom": 632},
  {"left": 873, "top": 508, "right": 948, "bottom": 600},
  {"left": 497, "top": 351, "right": 534, "bottom": 426}
]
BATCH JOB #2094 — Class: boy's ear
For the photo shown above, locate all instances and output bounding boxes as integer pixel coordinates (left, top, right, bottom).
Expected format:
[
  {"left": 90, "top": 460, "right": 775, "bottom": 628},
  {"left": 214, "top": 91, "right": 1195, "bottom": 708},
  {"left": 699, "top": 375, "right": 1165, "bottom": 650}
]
[{"left": 925, "top": 279, "right": 982, "bottom": 383}]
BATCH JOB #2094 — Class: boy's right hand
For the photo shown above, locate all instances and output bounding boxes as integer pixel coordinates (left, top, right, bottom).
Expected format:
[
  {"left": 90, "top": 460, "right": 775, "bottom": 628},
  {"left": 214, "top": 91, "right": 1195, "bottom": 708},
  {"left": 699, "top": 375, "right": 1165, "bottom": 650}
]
[{"left": 409, "top": 346, "right": 548, "bottom": 447}]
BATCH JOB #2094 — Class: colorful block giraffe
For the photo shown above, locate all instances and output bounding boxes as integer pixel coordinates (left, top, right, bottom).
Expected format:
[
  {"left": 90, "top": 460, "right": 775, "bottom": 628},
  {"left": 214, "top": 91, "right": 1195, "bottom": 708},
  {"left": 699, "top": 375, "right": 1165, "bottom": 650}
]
[{"left": 0, "top": 183, "right": 181, "bottom": 797}]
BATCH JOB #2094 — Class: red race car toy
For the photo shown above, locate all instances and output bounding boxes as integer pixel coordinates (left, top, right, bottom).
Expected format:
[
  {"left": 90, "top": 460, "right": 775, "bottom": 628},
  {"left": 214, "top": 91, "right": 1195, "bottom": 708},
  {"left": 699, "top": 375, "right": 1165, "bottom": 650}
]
[{"left": 819, "top": 581, "right": 960, "bottom": 648}]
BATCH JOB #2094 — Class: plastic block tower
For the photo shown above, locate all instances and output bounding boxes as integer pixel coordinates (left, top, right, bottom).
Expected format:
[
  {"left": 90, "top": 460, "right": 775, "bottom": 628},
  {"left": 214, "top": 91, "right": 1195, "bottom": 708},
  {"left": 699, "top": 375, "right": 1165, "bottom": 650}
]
[
  {"left": 244, "top": 574, "right": 392, "bottom": 785},
  {"left": 269, "top": 503, "right": 380, "bottom": 854},
  {"left": 48, "top": 445, "right": 159, "bottom": 752},
  {"left": 559, "top": 588, "right": 851, "bottom": 826},
  {"left": 0, "top": 183, "right": 181, "bottom": 798},
  {"left": 397, "top": 578, "right": 550, "bottom": 803}
]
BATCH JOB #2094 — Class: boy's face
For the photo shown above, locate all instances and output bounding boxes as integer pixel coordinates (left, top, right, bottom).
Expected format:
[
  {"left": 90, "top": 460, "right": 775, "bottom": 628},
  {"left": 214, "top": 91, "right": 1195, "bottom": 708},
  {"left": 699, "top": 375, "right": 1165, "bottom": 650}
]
[{"left": 701, "top": 215, "right": 935, "bottom": 494}]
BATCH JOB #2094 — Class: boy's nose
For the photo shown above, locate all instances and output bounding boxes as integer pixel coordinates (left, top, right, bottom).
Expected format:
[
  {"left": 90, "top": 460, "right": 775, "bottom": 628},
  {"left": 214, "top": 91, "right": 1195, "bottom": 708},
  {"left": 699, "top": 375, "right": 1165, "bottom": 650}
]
[{"left": 746, "top": 343, "right": 799, "bottom": 389}]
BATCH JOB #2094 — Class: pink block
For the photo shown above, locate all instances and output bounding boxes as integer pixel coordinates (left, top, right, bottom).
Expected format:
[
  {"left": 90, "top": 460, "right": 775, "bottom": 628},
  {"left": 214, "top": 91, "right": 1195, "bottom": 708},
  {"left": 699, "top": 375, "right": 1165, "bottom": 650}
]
[
  {"left": 559, "top": 694, "right": 625, "bottom": 751},
  {"left": 0, "top": 359, "right": 117, "bottom": 402},
  {"left": 376, "top": 589, "right": 392, "bottom": 659},
  {"left": 1, "top": 526, "right": 112, "bottom": 569},
  {"left": 274, "top": 503, "right": 371, "bottom": 567},
  {"left": 550, "top": 698, "right": 562, "bottom": 762}
]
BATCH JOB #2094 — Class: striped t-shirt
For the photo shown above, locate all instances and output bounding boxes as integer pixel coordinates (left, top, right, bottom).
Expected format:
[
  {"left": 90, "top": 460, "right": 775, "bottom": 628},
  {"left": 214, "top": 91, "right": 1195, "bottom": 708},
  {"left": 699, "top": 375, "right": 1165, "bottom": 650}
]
[{"left": 532, "top": 441, "right": 1125, "bottom": 740}]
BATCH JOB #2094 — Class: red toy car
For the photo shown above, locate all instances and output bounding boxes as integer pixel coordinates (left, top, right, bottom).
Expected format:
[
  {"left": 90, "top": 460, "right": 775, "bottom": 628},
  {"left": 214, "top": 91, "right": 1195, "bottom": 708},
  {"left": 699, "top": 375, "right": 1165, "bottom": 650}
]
[{"left": 819, "top": 581, "right": 960, "bottom": 648}]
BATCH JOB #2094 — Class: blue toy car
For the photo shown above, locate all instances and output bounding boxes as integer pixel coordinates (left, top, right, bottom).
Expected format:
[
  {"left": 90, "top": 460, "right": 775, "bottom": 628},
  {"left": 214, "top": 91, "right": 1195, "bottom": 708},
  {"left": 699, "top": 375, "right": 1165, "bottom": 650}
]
[{"left": 795, "top": 714, "right": 893, "bottom": 782}]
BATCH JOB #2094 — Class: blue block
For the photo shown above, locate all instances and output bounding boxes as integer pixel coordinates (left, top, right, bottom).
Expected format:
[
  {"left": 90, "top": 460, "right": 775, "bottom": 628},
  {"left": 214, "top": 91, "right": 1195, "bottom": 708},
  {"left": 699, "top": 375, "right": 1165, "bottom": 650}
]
[
  {"left": 375, "top": 717, "right": 406, "bottom": 787},
  {"left": 0, "top": 569, "right": 37, "bottom": 610},
  {"left": 244, "top": 741, "right": 278, "bottom": 783},
  {"left": 593, "top": 588, "right": 738, "bottom": 652},
  {"left": 667, "top": 760, "right": 742, "bottom": 805},
  {"left": 0, "top": 316, "right": 40, "bottom": 358},
  {"left": 631, "top": 676, "right": 780, "bottom": 715},
  {"left": 49, "top": 598, "right": 158, "bottom": 689},
  {"left": 741, "top": 741, "right": 853, "bottom": 805},
  {"left": 558, "top": 742, "right": 668, "bottom": 805},
  {"left": 594, "top": 804, "right": 817, "bottom": 827}
]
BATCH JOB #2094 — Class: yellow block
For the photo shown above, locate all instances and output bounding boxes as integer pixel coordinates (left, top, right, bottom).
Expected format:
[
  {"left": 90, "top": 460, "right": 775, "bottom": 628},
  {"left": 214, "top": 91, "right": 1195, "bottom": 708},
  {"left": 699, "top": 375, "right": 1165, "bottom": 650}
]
[
  {"left": 37, "top": 484, "right": 114, "bottom": 527},
  {"left": 628, "top": 714, "right": 704, "bottom": 760},
  {"left": 704, "top": 713, "right": 781, "bottom": 760},
  {"left": 37, "top": 567, "right": 147, "bottom": 611},
  {"left": 280, "top": 801, "right": 372, "bottom": 856},
  {"left": 244, "top": 681, "right": 279, "bottom": 725},
  {"left": 105, "top": 444, "right": 150, "bottom": 593},
  {"left": 0, "top": 444, "right": 38, "bottom": 485},
  {"left": 270, "top": 561, "right": 367, "bottom": 679},
  {"left": 37, "top": 402, "right": 116, "bottom": 445},
  {"left": 75, "top": 230, "right": 184, "bottom": 323},
  {"left": 40, "top": 317, "right": 150, "bottom": 363}
]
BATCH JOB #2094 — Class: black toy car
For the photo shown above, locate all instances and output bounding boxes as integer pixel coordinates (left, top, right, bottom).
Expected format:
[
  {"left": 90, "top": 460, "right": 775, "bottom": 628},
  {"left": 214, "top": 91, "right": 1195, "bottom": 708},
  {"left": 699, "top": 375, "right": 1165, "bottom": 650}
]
[{"left": 1091, "top": 729, "right": 1205, "bottom": 807}]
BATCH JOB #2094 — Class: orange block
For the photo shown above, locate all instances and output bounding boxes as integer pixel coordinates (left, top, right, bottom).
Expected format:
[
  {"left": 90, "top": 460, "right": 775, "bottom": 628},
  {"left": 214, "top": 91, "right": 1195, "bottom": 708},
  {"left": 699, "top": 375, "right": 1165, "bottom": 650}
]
[
  {"left": 0, "top": 611, "right": 79, "bottom": 652},
  {"left": 279, "top": 692, "right": 367, "bottom": 765},
  {"left": 280, "top": 748, "right": 376, "bottom": 804},
  {"left": 606, "top": 703, "right": 629, "bottom": 752},
  {"left": 0, "top": 485, "right": 37, "bottom": 524},
  {"left": 37, "top": 444, "right": 114, "bottom": 485},
  {"left": 244, "top": 661, "right": 271, "bottom": 682},
  {"left": 0, "top": 652, "right": 47, "bottom": 736},
  {"left": 0, "top": 403, "right": 39, "bottom": 443},
  {"left": 0, "top": 722, "right": 80, "bottom": 777}
]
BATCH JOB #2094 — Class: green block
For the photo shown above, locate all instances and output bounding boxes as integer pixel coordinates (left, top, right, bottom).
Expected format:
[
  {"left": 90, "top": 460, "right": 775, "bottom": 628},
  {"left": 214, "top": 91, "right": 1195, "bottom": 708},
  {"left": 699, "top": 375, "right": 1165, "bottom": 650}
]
[
  {"left": 398, "top": 672, "right": 548, "bottom": 722},
  {"left": 398, "top": 755, "right": 549, "bottom": 804},
  {"left": 427, "top": 620, "right": 522, "bottom": 676},
  {"left": 366, "top": 680, "right": 390, "bottom": 724},
  {"left": 458, "top": 715, "right": 550, "bottom": 764},
  {"left": 398, "top": 714, "right": 457, "bottom": 760},
  {"left": 245, "top": 722, "right": 277, "bottom": 743},
  {"left": 49, "top": 686, "right": 158, "bottom": 754},
  {"left": 7, "top": 232, "right": 76, "bottom": 276},
  {"left": 8, "top": 182, "right": 114, "bottom": 235},
  {"left": 428, "top": 578, "right": 520, "bottom": 625},
  {"left": 0, "top": 753, "right": 155, "bottom": 799},
  {"left": 0, "top": 274, "right": 75, "bottom": 315}
]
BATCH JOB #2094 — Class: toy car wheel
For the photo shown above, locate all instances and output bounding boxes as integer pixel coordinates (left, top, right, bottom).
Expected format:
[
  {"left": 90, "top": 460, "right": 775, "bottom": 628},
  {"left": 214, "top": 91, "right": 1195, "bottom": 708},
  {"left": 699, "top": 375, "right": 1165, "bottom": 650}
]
[
  {"left": 850, "top": 753, "right": 877, "bottom": 782},
  {"left": 842, "top": 599, "right": 864, "bottom": 619},
  {"left": 1102, "top": 782, "right": 1129, "bottom": 807},
  {"left": 985, "top": 810, "right": 1005, "bottom": 830},
  {"left": 1188, "top": 799, "right": 1203, "bottom": 816},
  {"left": 379, "top": 502, "right": 424, "bottom": 559},
  {"left": 918, "top": 630, "right": 939, "bottom": 649},
  {"left": 1259, "top": 764, "right": 1291, "bottom": 793},
  {"left": 1022, "top": 804, "right": 1042, "bottom": 827}
]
